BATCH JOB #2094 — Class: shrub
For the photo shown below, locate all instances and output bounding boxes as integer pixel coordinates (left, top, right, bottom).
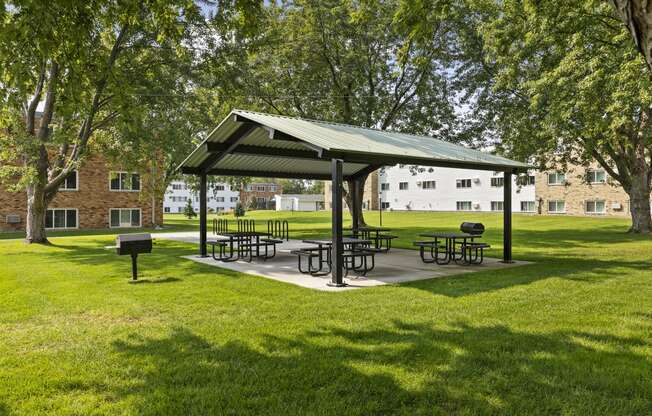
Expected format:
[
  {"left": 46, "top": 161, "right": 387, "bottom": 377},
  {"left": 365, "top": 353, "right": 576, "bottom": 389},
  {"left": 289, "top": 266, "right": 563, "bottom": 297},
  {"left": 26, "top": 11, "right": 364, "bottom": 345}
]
[{"left": 234, "top": 202, "right": 245, "bottom": 217}]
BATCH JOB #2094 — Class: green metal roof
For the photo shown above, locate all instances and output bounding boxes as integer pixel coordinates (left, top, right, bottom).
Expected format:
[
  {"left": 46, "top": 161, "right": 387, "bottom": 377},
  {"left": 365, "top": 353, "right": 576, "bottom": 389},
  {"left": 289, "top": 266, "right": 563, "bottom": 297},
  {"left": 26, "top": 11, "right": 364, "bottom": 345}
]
[{"left": 179, "top": 109, "right": 530, "bottom": 179}]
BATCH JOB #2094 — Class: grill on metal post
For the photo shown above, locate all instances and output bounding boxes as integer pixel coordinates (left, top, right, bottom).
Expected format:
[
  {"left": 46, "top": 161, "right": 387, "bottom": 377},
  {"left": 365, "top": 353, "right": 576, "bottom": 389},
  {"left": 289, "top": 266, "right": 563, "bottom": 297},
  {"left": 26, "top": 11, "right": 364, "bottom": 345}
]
[{"left": 115, "top": 234, "right": 152, "bottom": 281}]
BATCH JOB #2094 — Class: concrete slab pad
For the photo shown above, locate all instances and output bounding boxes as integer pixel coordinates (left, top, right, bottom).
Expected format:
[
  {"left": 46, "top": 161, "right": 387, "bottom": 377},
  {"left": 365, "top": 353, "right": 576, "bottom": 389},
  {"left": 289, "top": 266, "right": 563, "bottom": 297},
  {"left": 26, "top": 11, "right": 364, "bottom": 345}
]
[{"left": 179, "top": 239, "right": 530, "bottom": 291}]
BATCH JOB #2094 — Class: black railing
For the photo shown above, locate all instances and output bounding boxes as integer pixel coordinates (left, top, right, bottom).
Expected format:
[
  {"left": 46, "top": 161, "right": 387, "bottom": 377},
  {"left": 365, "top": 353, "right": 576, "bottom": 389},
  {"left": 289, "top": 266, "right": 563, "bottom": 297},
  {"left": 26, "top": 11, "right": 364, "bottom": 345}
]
[
  {"left": 267, "top": 219, "right": 289, "bottom": 241},
  {"left": 213, "top": 218, "right": 229, "bottom": 235},
  {"left": 237, "top": 219, "right": 256, "bottom": 233}
]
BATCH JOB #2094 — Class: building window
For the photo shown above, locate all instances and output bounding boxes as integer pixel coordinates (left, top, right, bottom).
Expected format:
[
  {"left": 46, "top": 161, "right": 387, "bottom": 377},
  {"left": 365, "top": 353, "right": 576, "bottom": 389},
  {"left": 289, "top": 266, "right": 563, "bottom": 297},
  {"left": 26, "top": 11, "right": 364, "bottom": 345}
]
[
  {"left": 60, "top": 171, "right": 78, "bottom": 191},
  {"left": 110, "top": 172, "right": 140, "bottom": 191},
  {"left": 164, "top": 207, "right": 170, "bottom": 213},
  {"left": 170, "top": 196, "right": 187, "bottom": 202},
  {"left": 517, "top": 175, "right": 535, "bottom": 186},
  {"left": 381, "top": 202, "right": 390, "bottom": 209},
  {"left": 490, "top": 177, "right": 504, "bottom": 187},
  {"left": 215, "top": 185, "right": 225, "bottom": 191},
  {"left": 421, "top": 180, "right": 436, "bottom": 189},
  {"left": 45, "top": 208, "right": 78, "bottom": 229},
  {"left": 399, "top": 182, "right": 408, "bottom": 190},
  {"left": 171, "top": 183, "right": 185, "bottom": 190},
  {"left": 585, "top": 200, "right": 606, "bottom": 214},
  {"left": 491, "top": 201, "right": 504, "bottom": 211},
  {"left": 587, "top": 169, "right": 606, "bottom": 184},
  {"left": 216, "top": 197, "right": 225, "bottom": 202},
  {"left": 520, "top": 201, "right": 535, "bottom": 212},
  {"left": 177, "top": 207, "right": 183, "bottom": 213},
  {"left": 548, "top": 200, "right": 565, "bottom": 213},
  {"left": 380, "top": 183, "right": 390, "bottom": 191},
  {"left": 547, "top": 172, "right": 565, "bottom": 185},
  {"left": 456, "top": 179, "right": 472, "bottom": 188},
  {"left": 456, "top": 201, "right": 472, "bottom": 211},
  {"left": 230, "top": 197, "right": 238, "bottom": 202},
  {"left": 109, "top": 208, "right": 141, "bottom": 228}
]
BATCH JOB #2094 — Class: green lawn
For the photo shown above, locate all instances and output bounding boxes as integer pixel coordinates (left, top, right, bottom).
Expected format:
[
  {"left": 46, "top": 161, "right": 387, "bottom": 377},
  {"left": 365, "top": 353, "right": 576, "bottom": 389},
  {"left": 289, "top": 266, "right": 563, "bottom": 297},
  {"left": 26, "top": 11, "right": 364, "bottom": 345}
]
[{"left": 1, "top": 211, "right": 651, "bottom": 415}]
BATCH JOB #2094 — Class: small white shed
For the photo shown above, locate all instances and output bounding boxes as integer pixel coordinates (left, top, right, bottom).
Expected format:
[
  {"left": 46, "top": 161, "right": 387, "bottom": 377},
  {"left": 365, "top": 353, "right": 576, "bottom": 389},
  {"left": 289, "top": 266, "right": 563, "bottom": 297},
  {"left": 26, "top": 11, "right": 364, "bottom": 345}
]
[{"left": 274, "top": 194, "right": 325, "bottom": 211}]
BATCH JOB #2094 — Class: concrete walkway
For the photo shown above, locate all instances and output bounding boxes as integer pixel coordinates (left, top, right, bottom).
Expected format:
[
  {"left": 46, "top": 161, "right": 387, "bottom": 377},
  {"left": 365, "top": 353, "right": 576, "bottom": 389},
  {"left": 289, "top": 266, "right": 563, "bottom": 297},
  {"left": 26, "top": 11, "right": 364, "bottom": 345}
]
[{"left": 157, "top": 231, "right": 529, "bottom": 291}]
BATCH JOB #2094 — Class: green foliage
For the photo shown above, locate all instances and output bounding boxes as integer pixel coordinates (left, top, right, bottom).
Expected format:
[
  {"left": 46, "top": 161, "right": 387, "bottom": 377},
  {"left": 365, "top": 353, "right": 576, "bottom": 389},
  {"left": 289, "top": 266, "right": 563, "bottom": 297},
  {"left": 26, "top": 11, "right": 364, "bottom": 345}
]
[
  {"left": 476, "top": 0, "right": 652, "bottom": 175},
  {"left": 183, "top": 198, "right": 197, "bottom": 219}
]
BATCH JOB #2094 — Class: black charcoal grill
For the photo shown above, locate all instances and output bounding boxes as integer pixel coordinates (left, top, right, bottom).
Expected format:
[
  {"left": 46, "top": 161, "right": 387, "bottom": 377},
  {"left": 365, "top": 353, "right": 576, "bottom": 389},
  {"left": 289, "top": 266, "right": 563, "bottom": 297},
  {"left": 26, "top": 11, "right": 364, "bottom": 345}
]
[
  {"left": 459, "top": 222, "right": 485, "bottom": 236},
  {"left": 116, "top": 233, "right": 152, "bottom": 281}
]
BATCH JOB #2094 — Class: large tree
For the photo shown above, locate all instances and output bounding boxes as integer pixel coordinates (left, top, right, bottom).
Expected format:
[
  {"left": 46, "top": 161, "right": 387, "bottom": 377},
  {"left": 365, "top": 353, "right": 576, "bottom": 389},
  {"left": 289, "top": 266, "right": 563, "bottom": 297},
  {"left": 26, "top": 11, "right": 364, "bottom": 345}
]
[
  {"left": 217, "top": 0, "right": 460, "bottom": 225},
  {"left": 473, "top": 0, "right": 652, "bottom": 232},
  {"left": 0, "top": 0, "right": 205, "bottom": 242}
]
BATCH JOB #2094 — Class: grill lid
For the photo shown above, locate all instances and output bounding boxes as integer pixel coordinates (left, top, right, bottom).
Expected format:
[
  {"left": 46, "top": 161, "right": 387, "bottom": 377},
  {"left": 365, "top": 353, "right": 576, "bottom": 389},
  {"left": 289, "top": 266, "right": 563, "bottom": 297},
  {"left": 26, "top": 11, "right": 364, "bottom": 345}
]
[{"left": 460, "top": 222, "right": 484, "bottom": 235}]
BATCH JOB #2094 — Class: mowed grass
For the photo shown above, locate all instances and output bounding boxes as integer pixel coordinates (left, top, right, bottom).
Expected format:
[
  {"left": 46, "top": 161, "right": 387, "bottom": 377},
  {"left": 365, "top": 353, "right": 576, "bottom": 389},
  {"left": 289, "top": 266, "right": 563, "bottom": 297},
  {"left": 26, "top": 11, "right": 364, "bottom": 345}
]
[{"left": 1, "top": 211, "right": 651, "bottom": 415}]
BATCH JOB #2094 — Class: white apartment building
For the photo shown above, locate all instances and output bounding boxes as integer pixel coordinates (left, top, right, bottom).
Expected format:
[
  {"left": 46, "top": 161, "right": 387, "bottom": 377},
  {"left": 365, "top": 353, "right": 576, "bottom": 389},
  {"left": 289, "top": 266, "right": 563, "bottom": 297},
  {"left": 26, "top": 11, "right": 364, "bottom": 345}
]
[
  {"left": 164, "top": 180, "right": 240, "bottom": 214},
  {"left": 378, "top": 165, "right": 536, "bottom": 213}
]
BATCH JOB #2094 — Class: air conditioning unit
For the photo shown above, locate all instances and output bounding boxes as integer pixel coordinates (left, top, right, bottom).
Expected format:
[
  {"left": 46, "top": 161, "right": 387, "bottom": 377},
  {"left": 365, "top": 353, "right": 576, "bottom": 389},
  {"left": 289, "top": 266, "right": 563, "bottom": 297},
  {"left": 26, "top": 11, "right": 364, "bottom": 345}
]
[
  {"left": 612, "top": 202, "right": 622, "bottom": 210},
  {"left": 6, "top": 214, "right": 20, "bottom": 224},
  {"left": 416, "top": 181, "right": 422, "bottom": 186},
  {"left": 473, "top": 203, "right": 481, "bottom": 209},
  {"left": 473, "top": 177, "right": 481, "bottom": 183}
]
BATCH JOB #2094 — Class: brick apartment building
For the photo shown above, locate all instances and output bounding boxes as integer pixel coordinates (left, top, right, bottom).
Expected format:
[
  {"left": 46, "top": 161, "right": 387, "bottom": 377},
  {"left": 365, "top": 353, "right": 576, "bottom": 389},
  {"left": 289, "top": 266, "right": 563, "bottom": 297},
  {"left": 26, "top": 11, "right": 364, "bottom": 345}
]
[
  {"left": 0, "top": 154, "right": 163, "bottom": 232},
  {"left": 240, "top": 182, "right": 283, "bottom": 210},
  {"left": 535, "top": 165, "right": 632, "bottom": 217},
  {"left": 324, "top": 171, "right": 379, "bottom": 210}
]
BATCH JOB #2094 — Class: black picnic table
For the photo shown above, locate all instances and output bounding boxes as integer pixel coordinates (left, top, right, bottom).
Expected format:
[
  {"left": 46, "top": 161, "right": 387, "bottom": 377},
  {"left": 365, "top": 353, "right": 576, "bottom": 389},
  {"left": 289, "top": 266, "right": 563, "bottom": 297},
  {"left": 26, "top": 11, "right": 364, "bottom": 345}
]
[
  {"left": 347, "top": 226, "right": 396, "bottom": 252},
  {"left": 300, "top": 237, "right": 372, "bottom": 275},
  {"left": 417, "top": 232, "right": 481, "bottom": 265},
  {"left": 211, "top": 231, "right": 273, "bottom": 262}
]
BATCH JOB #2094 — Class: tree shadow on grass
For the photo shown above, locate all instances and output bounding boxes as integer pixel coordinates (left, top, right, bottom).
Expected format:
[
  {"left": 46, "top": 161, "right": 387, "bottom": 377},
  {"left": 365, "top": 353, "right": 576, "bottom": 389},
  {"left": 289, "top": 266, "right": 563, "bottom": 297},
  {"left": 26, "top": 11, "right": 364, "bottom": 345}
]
[
  {"left": 104, "top": 321, "right": 652, "bottom": 415},
  {"left": 403, "top": 257, "right": 652, "bottom": 297}
]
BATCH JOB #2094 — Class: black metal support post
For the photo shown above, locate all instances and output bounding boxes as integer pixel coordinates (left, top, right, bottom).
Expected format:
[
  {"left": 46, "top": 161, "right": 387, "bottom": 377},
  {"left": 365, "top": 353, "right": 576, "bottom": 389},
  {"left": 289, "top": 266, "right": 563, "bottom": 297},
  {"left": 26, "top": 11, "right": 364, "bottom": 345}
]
[
  {"left": 379, "top": 197, "right": 383, "bottom": 226},
  {"left": 502, "top": 171, "right": 513, "bottom": 263},
  {"left": 131, "top": 253, "right": 138, "bottom": 280},
  {"left": 199, "top": 173, "right": 208, "bottom": 257},
  {"left": 329, "top": 159, "right": 346, "bottom": 287},
  {"left": 351, "top": 179, "right": 361, "bottom": 230}
]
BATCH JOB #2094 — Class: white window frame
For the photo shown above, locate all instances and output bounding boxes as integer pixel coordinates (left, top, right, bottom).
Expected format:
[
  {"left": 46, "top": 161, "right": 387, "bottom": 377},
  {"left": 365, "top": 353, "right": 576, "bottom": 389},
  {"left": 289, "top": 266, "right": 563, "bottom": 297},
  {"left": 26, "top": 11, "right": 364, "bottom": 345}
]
[
  {"left": 490, "top": 177, "right": 504, "bottom": 187},
  {"left": 517, "top": 175, "right": 536, "bottom": 186},
  {"left": 45, "top": 208, "right": 79, "bottom": 230},
  {"left": 520, "top": 201, "right": 535, "bottom": 212},
  {"left": 585, "top": 200, "right": 606, "bottom": 215},
  {"left": 380, "top": 183, "right": 390, "bottom": 191},
  {"left": 421, "top": 180, "right": 436, "bottom": 190},
  {"left": 380, "top": 201, "right": 390, "bottom": 209},
  {"left": 587, "top": 169, "right": 606, "bottom": 184},
  {"left": 547, "top": 172, "right": 566, "bottom": 186},
  {"left": 60, "top": 170, "right": 78, "bottom": 191},
  {"left": 490, "top": 201, "right": 504, "bottom": 211},
  {"left": 164, "top": 207, "right": 171, "bottom": 213},
  {"left": 456, "top": 179, "right": 472, "bottom": 189},
  {"left": 398, "top": 182, "right": 409, "bottom": 190},
  {"left": 108, "top": 208, "right": 142, "bottom": 228},
  {"left": 109, "top": 171, "right": 141, "bottom": 192},
  {"left": 548, "top": 200, "right": 566, "bottom": 214},
  {"left": 456, "top": 201, "right": 472, "bottom": 211}
]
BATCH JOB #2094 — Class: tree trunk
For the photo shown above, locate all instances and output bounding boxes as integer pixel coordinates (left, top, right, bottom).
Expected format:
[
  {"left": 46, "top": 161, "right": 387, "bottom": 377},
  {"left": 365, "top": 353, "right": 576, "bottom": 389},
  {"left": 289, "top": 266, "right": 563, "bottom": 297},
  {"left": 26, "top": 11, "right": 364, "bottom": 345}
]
[
  {"left": 626, "top": 173, "right": 652, "bottom": 233},
  {"left": 25, "top": 182, "right": 48, "bottom": 243},
  {"left": 610, "top": 0, "right": 652, "bottom": 75},
  {"left": 344, "top": 175, "right": 368, "bottom": 227},
  {"left": 25, "top": 146, "right": 50, "bottom": 244}
]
